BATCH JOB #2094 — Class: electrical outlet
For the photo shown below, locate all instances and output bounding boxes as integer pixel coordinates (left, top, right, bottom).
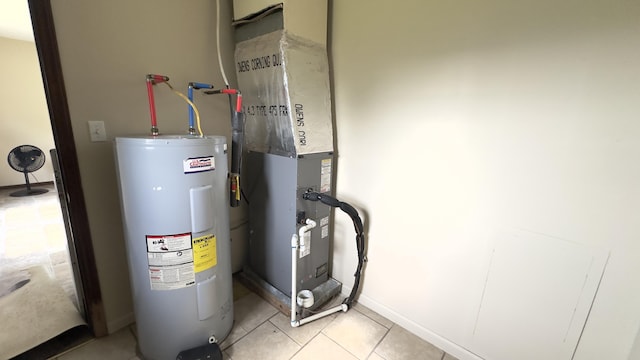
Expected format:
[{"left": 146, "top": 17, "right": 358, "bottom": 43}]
[{"left": 88, "top": 121, "right": 107, "bottom": 142}]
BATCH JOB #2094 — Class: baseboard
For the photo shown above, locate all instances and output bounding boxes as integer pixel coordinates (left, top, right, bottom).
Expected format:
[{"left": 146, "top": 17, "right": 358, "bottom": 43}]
[
  {"left": 340, "top": 286, "right": 483, "bottom": 360},
  {"left": 106, "top": 312, "right": 135, "bottom": 335}
]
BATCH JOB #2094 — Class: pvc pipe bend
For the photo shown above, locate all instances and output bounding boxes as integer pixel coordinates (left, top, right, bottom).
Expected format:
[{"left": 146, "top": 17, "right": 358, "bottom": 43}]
[{"left": 298, "top": 219, "right": 317, "bottom": 238}]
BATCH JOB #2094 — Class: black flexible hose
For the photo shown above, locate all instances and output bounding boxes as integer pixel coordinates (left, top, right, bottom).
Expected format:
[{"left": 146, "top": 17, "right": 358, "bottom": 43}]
[{"left": 302, "top": 191, "right": 366, "bottom": 307}]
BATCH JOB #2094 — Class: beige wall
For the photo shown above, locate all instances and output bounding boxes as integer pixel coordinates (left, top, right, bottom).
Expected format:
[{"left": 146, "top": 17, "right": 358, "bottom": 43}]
[
  {"left": 50, "top": 0, "right": 241, "bottom": 333},
  {"left": 331, "top": 1, "right": 640, "bottom": 359},
  {"left": 47, "top": 0, "right": 640, "bottom": 356},
  {"left": 632, "top": 332, "right": 640, "bottom": 360},
  {"left": 0, "top": 36, "right": 54, "bottom": 187}
]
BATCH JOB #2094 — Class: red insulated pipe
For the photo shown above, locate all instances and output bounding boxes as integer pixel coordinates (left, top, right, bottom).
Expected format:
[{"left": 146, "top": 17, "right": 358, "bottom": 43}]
[
  {"left": 235, "top": 94, "right": 243, "bottom": 113},
  {"left": 145, "top": 74, "right": 170, "bottom": 135},
  {"left": 146, "top": 78, "right": 158, "bottom": 134},
  {"left": 220, "top": 89, "right": 243, "bottom": 112},
  {"left": 151, "top": 75, "right": 169, "bottom": 84}
]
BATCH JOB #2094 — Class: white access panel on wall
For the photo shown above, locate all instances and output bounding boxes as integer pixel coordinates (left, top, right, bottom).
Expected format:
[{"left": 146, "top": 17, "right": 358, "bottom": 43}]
[{"left": 470, "top": 230, "right": 608, "bottom": 360}]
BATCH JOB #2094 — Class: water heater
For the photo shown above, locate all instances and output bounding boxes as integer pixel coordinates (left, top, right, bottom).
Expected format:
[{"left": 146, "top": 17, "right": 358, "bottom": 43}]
[{"left": 115, "top": 135, "right": 233, "bottom": 360}]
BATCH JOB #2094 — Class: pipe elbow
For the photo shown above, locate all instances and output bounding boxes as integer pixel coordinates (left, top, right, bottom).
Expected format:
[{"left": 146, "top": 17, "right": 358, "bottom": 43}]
[{"left": 298, "top": 219, "right": 317, "bottom": 238}]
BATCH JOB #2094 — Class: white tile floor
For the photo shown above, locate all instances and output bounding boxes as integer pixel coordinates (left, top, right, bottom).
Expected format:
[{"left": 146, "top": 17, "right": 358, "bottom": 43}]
[{"left": 49, "top": 280, "right": 459, "bottom": 360}]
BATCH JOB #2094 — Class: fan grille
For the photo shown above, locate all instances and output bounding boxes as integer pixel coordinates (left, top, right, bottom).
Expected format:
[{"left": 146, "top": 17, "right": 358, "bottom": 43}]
[{"left": 7, "top": 145, "right": 46, "bottom": 173}]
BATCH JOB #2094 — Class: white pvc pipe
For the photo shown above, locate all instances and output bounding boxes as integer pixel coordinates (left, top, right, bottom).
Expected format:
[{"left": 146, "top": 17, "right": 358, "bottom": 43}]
[
  {"left": 298, "top": 219, "right": 316, "bottom": 257},
  {"left": 299, "top": 219, "right": 317, "bottom": 239},
  {"left": 290, "top": 233, "right": 299, "bottom": 326},
  {"left": 291, "top": 219, "right": 317, "bottom": 326},
  {"left": 298, "top": 303, "right": 348, "bottom": 327},
  {"left": 292, "top": 219, "right": 348, "bottom": 328},
  {"left": 216, "top": 0, "right": 230, "bottom": 87}
]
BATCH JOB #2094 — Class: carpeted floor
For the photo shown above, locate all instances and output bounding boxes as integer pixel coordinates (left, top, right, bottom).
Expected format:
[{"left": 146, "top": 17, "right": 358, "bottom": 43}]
[
  {"left": 0, "top": 266, "right": 86, "bottom": 359},
  {"left": 0, "top": 184, "right": 87, "bottom": 358},
  {"left": 0, "top": 184, "right": 78, "bottom": 308}
]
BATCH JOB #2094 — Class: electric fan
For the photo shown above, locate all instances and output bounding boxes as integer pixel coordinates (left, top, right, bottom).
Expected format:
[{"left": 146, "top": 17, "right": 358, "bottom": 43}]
[{"left": 7, "top": 145, "right": 49, "bottom": 197}]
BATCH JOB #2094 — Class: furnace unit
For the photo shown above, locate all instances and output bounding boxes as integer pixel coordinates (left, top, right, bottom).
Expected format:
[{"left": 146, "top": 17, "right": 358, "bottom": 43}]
[{"left": 233, "top": 1, "right": 345, "bottom": 317}]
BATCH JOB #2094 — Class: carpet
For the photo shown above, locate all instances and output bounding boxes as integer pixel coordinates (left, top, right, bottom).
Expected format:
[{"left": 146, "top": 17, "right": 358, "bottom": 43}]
[{"left": 0, "top": 266, "right": 85, "bottom": 359}]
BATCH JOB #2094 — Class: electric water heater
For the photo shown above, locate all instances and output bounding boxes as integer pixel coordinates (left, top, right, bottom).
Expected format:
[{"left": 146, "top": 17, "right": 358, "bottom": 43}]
[{"left": 115, "top": 135, "right": 233, "bottom": 360}]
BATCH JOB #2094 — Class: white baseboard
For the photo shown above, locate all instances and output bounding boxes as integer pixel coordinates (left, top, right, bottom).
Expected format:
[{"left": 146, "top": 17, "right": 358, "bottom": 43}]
[
  {"left": 106, "top": 312, "right": 135, "bottom": 335},
  {"left": 341, "top": 286, "right": 483, "bottom": 360}
]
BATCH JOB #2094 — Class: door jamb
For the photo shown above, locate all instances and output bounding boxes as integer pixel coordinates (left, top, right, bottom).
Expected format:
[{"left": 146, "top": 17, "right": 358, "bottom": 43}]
[{"left": 27, "top": 0, "right": 108, "bottom": 337}]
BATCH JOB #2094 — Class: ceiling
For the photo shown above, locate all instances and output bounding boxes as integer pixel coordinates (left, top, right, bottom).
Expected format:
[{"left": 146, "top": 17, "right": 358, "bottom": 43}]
[{"left": 0, "top": 0, "right": 34, "bottom": 42}]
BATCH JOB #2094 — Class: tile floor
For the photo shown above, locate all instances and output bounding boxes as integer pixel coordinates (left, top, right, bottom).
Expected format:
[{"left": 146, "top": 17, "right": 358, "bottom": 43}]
[
  {"left": 50, "top": 280, "right": 459, "bottom": 360},
  {"left": 2, "top": 185, "right": 459, "bottom": 359}
]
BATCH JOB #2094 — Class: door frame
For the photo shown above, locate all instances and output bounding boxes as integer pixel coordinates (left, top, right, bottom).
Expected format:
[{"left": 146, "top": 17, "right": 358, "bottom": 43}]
[{"left": 27, "top": 0, "right": 107, "bottom": 336}]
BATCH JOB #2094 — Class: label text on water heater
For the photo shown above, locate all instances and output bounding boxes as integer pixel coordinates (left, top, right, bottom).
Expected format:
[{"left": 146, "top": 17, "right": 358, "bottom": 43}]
[{"left": 183, "top": 156, "right": 215, "bottom": 174}]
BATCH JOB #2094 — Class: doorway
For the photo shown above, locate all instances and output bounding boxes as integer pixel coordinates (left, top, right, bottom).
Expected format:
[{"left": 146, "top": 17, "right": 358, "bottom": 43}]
[
  {"left": 0, "top": 5, "right": 91, "bottom": 358},
  {"left": 0, "top": 37, "right": 67, "bottom": 293},
  {"left": 0, "top": 1, "right": 106, "bottom": 356}
]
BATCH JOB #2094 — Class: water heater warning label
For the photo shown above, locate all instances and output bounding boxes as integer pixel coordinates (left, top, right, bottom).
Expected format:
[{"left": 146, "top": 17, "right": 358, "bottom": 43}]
[
  {"left": 146, "top": 233, "right": 195, "bottom": 290},
  {"left": 193, "top": 234, "right": 217, "bottom": 273}
]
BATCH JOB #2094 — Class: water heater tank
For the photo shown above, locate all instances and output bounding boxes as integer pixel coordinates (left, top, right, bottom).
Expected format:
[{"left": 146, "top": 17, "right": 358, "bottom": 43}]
[{"left": 115, "top": 135, "right": 233, "bottom": 360}]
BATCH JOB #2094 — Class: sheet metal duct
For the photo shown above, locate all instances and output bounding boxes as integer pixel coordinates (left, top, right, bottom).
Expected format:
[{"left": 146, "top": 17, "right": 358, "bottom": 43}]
[{"left": 236, "top": 29, "right": 333, "bottom": 157}]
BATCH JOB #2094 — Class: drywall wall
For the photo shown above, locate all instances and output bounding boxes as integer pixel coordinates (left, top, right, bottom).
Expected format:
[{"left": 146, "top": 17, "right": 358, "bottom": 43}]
[
  {"left": 631, "top": 331, "right": 640, "bottom": 360},
  {"left": 330, "top": 1, "right": 640, "bottom": 359},
  {"left": 50, "top": 0, "right": 242, "bottom": 333},
  {"left": 0, "top": 36, "right": 54, "bottom": 187}
]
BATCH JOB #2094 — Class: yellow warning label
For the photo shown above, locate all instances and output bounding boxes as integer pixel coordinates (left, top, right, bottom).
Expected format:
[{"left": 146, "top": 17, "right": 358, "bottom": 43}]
[{"left": 192, "top": 234, "right": 217, "bottom": 273}]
